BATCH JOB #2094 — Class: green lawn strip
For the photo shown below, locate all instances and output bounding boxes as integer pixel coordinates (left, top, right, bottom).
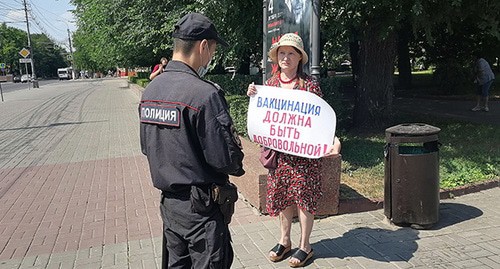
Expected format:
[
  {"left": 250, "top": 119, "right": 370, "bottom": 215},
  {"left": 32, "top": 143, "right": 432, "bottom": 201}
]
[{"left": 339, "top": 114, "right": 499, "bottom": 199}]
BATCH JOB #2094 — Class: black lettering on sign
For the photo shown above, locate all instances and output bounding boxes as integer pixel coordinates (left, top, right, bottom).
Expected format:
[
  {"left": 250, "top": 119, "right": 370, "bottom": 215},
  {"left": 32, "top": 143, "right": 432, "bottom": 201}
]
[{"left": 140, "top": 104, "right": 180, "bottom": 127}]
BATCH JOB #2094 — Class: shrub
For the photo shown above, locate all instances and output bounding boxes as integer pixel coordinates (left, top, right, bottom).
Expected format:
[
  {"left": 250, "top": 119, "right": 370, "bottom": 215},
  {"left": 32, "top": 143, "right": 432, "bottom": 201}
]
[
  {"left": 205, "top": 74, "right": 260, "bottom": 95},
  {"left": 319, "top": 77, "right": 347, "bottom": 129},
  {"left": 226, "top": 95, "right": 250, "bottom": 137},
  {"left": 222, "top": 76, "right": 346, "bottom": 137},
  {"left": 136, "top": 71, "right": 149, "bottom": 79},
  {"left": 128, "top": 76, "right": 138, "bottom": 83},
  {"left": 432, "top": 60, "right": 475, "bottom": 95},
  {"left": 137, "top": 79, "right": 150, "bottom": 88},
  {"left": 131, "top": 74, "right": 346, "bottom": 136}
]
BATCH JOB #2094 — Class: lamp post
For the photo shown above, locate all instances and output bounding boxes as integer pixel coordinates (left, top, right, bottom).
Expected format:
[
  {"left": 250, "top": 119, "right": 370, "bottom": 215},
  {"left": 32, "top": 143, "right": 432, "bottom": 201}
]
[{"left": 311, "top": 0, "right": 321, "bottom": 79}]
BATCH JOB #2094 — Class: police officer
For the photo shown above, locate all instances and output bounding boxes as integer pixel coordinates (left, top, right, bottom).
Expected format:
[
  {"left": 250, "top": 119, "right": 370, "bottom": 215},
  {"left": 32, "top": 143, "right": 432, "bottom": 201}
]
[{"left": 139, "top": 13, "right": 245, "bottom": 269}]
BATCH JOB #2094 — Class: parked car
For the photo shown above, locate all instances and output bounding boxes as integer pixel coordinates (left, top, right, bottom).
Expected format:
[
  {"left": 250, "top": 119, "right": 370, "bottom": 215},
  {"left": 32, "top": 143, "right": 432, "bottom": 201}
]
[
  {"left": 13, "top": 75, "right": 21, "bottom": 83},
  {"left": 21, "top": 74, "right": 31, "bottom": 83}
]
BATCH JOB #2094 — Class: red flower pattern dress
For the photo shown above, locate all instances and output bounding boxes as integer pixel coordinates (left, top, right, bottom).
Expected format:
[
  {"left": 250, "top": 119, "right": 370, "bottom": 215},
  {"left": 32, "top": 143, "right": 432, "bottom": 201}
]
[{"left": 265, "top": 74, "right": 324, "bottom": 216}]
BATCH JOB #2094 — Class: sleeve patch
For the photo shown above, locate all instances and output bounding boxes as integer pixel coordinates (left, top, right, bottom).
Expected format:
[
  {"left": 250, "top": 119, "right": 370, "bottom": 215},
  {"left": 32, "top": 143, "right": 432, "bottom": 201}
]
[{"left": 140, "top": 104, "right": 180, "bottom": 127}]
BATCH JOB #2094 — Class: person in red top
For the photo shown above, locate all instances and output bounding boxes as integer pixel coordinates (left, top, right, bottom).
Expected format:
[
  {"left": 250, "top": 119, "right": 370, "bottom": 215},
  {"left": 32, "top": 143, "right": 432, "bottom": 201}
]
[
  {"left": 149, "top": 57, "right": 169, "bottom": 80},
  {"left": 247, "top": 33, "right": 341, "bottom": 267}
]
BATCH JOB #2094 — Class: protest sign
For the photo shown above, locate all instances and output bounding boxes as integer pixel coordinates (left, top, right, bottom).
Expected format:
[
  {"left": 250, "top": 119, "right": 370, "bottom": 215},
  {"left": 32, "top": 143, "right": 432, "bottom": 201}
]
[{"left": 247, "top": 85, "right": 336, "bottom": 159}]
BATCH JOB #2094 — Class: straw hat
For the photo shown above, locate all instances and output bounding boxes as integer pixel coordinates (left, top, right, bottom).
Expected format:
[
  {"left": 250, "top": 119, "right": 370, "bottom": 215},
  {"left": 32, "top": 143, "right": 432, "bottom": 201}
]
[{"left": 268, "top": 33, "right": 308, "bottom": 65}]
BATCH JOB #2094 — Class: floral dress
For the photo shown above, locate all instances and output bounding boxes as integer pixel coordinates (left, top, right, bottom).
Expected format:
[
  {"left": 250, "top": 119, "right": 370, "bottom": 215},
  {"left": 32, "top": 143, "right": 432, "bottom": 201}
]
[{"left": 265, "top": 74, "right": 324, "bottom": 216}]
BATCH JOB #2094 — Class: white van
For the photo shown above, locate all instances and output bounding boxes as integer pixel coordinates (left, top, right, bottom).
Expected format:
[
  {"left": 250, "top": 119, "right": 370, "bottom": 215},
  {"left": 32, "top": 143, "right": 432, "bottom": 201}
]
[{"left": 58, "top": 67, "right": 73, "bottom": 80}]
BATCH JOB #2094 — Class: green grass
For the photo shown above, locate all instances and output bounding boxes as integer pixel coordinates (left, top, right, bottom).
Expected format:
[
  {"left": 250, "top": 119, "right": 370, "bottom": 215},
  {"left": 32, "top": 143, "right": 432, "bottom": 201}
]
[{"left": 338, "top": 114, "right": 499, "bottom": 199}]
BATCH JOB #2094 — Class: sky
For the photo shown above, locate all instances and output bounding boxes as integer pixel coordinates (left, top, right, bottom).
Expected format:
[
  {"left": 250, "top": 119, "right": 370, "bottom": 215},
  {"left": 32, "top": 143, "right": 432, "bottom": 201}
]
[{"left": 0, "top": 0, "right": 76, "bottom": 51}]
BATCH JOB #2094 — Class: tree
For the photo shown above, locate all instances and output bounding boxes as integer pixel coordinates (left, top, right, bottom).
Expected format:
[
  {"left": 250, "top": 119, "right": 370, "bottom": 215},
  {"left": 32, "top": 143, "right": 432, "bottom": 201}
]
[
  {"left": 0, "top": 23, "right": 28, "bottom": 75},
  {"left": 70, "top": 0, "right": 263, "bottom": 73},
  {"left": 322, "top": 1, "right": 403, "bottom": 129},
  {"left": 0, "top": 23, "right": 66, "bottom": 77},
  {"left": 321, "top": 0, "right": 500, "bottom": 129},
  {"left": 32, "top": 34, "right": 67, "bottom": 78}
]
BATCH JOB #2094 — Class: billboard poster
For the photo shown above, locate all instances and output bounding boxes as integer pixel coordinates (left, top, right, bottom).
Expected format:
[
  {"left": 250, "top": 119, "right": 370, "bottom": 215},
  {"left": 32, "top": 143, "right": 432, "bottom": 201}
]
[{"left": 265, "top": 0, "right": 312, "bottom": 80}]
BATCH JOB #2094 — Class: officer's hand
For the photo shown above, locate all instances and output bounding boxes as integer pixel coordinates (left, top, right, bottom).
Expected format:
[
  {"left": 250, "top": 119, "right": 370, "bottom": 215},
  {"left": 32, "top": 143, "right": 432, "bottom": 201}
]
[
  {"left": 233, "top": 168, "right": 245, "bottom": 177},
  {"left": 247, "top": 82, "right": 257, "bottom": 97}
]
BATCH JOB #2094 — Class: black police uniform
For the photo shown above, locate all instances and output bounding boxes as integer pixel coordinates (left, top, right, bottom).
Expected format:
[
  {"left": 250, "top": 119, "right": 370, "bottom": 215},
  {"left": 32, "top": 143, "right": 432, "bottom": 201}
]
[{"left": 139, "top": 60, "right": 244, "bottom": 269}]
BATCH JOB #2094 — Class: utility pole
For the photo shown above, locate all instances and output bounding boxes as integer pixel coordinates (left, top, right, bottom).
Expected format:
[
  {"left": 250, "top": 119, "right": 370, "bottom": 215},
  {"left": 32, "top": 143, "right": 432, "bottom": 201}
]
[
  {"left": 67, "top": 28, "right": 76, "bottom": 79},
  {"left": 22, "top": 0, "right": 39, "bottom": 88}
]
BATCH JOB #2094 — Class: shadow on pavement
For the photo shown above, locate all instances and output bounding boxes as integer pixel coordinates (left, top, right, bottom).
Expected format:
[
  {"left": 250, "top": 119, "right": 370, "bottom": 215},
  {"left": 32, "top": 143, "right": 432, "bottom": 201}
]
[
  {"left": 307, "top": 203, "right": 483, "bottom": 266},
  {"left": 312, "top": 227, "right": 419, "bottom": 264},
  {"left": 431, "top": 202, "right": 483, "bottom": 230}
]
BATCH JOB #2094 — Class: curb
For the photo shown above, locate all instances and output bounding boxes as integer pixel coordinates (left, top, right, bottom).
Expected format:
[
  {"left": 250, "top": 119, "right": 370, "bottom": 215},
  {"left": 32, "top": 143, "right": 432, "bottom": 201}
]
[
  {"left": 439, "top": 179, "right": 500, "bottom": 199},
  {"left": 335, "top": 178, "right": 499, "bottom": 216}
]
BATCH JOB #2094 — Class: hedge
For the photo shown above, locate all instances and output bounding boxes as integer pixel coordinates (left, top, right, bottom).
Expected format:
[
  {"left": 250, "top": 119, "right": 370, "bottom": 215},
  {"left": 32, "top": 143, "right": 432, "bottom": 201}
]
[
  {"left": 212, "top": 75, "right": 347, "bottom": 137},
  {"left": 130, "top": 74, "right": 346, "bottom": 137}
]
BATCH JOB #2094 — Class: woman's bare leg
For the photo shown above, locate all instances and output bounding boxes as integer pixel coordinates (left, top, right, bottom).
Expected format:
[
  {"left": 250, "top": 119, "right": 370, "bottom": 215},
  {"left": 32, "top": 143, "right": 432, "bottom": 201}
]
[
  {"left": 269, "top": 206, "right": 293, "bottom": 258},
  {"left": 289, "top": 207, "right": 313, "bottom": 265}
]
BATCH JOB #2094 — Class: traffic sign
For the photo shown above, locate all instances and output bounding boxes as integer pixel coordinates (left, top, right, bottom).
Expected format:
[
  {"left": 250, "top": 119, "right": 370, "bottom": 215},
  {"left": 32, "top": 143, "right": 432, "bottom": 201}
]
[
  {"left": 19, "top": 58, "right": 32, "bottom": 64},
  {"left": 19, "top": 48, "right": 30, "bottom": 58},
  {"left": 0, "top": 63, "right": 5, "bottom": 69}
]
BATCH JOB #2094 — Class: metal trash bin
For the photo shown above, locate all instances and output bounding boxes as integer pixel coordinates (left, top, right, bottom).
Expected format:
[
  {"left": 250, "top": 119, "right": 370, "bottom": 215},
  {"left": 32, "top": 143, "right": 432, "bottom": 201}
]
[{"left": 384, "top": 123, "right": 440, "bottom": 229}]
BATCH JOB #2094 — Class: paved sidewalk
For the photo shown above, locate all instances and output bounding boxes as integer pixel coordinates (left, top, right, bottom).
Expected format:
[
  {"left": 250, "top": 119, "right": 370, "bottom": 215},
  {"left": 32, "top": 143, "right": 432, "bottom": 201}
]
[{"left": 0, "top": 79, "right": 498, "bottom": 268}]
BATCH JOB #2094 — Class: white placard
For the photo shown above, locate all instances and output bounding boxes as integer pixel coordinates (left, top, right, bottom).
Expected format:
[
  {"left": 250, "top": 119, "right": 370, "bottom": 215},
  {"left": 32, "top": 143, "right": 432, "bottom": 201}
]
[{"left": 247, "top": 85, "right": 336, "bottom": 159}]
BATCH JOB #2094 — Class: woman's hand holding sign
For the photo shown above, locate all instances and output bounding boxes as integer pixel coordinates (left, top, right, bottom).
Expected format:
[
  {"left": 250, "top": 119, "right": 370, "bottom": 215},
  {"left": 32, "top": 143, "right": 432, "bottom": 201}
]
[
  {"left": 247, "top": 82, "right": 257, "bottom": 97},
  {"left": 323, "top": 137, "right": 342, "bottom": 158}
]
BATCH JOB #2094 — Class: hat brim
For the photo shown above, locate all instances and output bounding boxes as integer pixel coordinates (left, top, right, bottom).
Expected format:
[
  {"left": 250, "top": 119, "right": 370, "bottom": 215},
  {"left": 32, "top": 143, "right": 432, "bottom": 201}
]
[
  {"left": 172, "top": 32, "right": 229, "bottom": 47},
  {"left": 215, "top": 36, "right": 229, "bottom": 47},
  {"left": 268, "top": 43, "right": 308, "bottom": 65}
]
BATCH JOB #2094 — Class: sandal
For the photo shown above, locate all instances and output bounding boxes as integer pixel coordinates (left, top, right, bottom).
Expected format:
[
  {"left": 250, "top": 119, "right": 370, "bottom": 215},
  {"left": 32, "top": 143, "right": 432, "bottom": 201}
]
[
  {"left": 288, "top": 249, "right": 314, "bottom": 267},
  {"left": 269, "top": 243, "right": 291, "bottom": 262}
]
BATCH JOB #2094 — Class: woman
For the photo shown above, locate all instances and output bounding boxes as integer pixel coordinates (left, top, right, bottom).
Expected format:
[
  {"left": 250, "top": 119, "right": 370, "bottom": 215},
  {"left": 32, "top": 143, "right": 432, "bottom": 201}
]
[
  {"left": 247, "top": 33, "right": 341, "bottom": 267},
  {"left": 149, "top": 57, "right": 168, "bottom": 80}
]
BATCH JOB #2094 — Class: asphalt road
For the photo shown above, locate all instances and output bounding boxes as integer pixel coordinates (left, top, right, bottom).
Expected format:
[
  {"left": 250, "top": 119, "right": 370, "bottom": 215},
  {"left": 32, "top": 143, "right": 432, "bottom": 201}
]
[{"left": 0, "top": 79, "right": 60, "bottom": 94}]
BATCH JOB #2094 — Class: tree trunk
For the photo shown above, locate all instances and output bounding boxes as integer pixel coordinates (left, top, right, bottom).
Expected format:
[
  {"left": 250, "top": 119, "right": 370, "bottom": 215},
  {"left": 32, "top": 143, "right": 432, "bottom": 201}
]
[
  {"left": 397, "top": 23, "right": 412, "bottom": 91},
  {"left": 349, "top": 40, "right": 360, "bottom": 92},
  {"left": 353, "top": 23, "right": 397, "bottom": 129},
  {"left": 238, "top": 53, "right": 251, "bottom": 75}
]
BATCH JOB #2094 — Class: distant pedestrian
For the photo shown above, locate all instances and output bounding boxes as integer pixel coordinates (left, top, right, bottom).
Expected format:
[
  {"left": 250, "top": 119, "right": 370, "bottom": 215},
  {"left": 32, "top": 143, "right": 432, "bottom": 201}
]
[
  {"left": 139, "top": 13, "right": 244, "bottom": 269},
  {"left": 149, "top": 57, "right": 169, "bottom": 80},
  {"left": 472, "top": 55, "right": 495, "bottom": 112}
]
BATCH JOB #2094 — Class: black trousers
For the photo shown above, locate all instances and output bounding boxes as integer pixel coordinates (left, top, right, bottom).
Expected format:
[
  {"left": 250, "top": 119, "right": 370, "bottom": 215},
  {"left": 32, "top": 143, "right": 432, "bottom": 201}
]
[{"left": 160, "top": 186, "right": 233, "bottom": 269}]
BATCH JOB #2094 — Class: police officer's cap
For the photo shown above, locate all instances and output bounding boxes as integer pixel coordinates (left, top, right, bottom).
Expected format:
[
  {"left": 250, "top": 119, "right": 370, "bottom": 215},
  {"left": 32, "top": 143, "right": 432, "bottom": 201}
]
[{"left": 172, "top": 13, "right": 229, "bottom": 47}]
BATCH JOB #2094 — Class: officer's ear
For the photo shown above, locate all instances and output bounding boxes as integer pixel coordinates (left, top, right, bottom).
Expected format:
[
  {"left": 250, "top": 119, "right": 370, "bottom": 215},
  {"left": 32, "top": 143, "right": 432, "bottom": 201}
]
[{"left": 199, "top": 39, "right": 209, "bottom": 54}]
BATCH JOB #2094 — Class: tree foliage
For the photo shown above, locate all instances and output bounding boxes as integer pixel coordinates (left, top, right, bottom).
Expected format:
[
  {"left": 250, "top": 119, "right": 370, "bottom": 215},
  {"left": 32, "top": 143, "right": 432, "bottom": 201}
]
[
  {"left": 321, "top": 0, "right": 499, "bottom": 128},
  {"left": 71, "top": 0, "right": 262, "bottom": 72},
  {"left": 0, "top": 23, "right": 26, "bottom": 74},
  {"left": 0, "top": 23, "right": 66, "bottom": 78},
  {"left": 70, "top": 0, "right": 499, "bottom": 128}
]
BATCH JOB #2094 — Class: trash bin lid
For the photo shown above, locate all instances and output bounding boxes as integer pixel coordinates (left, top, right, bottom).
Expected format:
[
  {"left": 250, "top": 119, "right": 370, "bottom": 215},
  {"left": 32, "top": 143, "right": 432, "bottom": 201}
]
[{"left": 386, "top": 123, "right": 440, "bottom": 136}]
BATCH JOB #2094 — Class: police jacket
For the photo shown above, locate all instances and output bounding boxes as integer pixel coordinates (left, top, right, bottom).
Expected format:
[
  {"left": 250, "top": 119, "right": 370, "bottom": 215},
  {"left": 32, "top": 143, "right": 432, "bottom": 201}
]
[{"left": 139, "top": 60, "right": 245, "bottom": 192}]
